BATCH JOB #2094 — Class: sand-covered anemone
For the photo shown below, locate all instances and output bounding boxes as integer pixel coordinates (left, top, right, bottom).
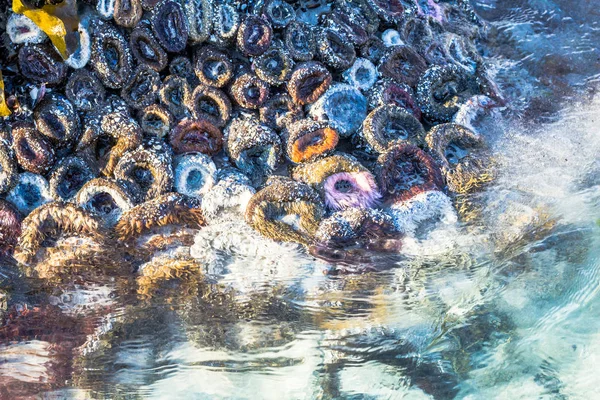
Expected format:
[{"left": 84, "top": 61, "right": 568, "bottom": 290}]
[
  {"left": 76, "top": 177, "right": 137, "bottom": 227},
  {"left": 121, "top": 65, "right": 161, "bottom": 111},
  {"left": 291, "top": 154, "right": 381, "bottom": 211},
  {"left": 114, "top": 193, "right": 205, "bottom": 260},
  {"left": 184, "top": 0, "right": 213, "bottom": 44},
  {"left": 190, "top": 85, "right": 232, "bottom": 128},
  {"left": 252, "top": 46, "right": 295, "bottom": 87},
  {"left": 49, "top": 156, "right": 96, "bottom": 202},
  {"left": 136, "top": 254, "right": 205, "bottom": 298},
  {"left": 12, "top": 122, "right": 56, "bottom": 174},
  {"left": 33, "top": 94, "right": 80, "bottom": 149},
  {"left": 237, "top": 15, "right": 273, "bottom": 57},
  {"left": 225, "top": 117, "right": 283, "bottom": 185},
  {"left": 89, "top": 19, "right": 133, "bottom": 89},
  {"left": 138, "top": 104, "right": 173, "bottom": 139},
  {"left": 309, "top": 83, "right": 368, "bottom": 138},
  {"left": 13, "top": 202, "right": 114, "bottom": 278},
  {"left": 0, "top": 139, "right": 18, "bottom": 194},
  {"left": 379, "top": 45, "right": 428, "bottom": 88},
  {"left": 342, "top": 58, "right": 379, "bottom": 92},
  {"left": 174, "top": 153, "right": 217, "bottom": 198},
  {"left": 362, "top": 105, "right": 426, "bottom": 153},
  {"left": 368, "top": 80, "right": 422, "bottom": 120},
  {"left": 376, "top": 144, "right": 445, "bottom": 203},
  {"left": 114, "top": 148, "right": 174, "bottom": 202},
  {"left": 245, "top": 177, "right": 325, "bottom": 246},
  {"left": 65, "top": 69, "right": 106, "bottom": 111},
  {"left": 259, "top": 93, "right": 304, "bottom": 131},
  {"left": 230, "top": 72, "right": 270, "bottom": 110},
  {"left": 284, "top": 20, "right": 316, "bottom": 62},
  {"left": 151, "top": 0, "right": 188, "bottom": 53},
  {"left": 287, "top": 61, "right": 332, "bottom": 105},
  {"left": 425, "top": 123, "right": 494, "bottom": 193},
  {"left": 158, "top": 75, "right": 192, "bottom": 120},
  {"left": 416, "top": 64, "right": 480, "bottom": 123},
  {"left": 6, "top": 172, "right": 52, "bottom": 215},
  {"left": 193, "top": 45, "right": 234, "bottom": 88},
  {"left": 285, "top": 119, "right": 339, "bottom": 164},
  {"left": 316, "top": 28, "right": 356, "bottom": 70},
  {"left": 129, "top": 23, "right": 168, "bottom": 72},
  {"left": 18, "top": 43, "right": 66, "bottom": 86}
]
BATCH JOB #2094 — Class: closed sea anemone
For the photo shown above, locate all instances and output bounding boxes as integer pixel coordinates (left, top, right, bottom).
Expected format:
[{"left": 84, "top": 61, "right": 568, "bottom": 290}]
[
  {"left": 230, "top": 73, "right": 270, "bottom": 110},
  {"left": 6, "top": 172, "right": 52, "bottom": 215},
  {"left": 190, "top": 85, "right": 232, "bottom": 128},
  {"left": 89, "top": 19, "right": 133, "bottom": 89},
  {"left": 375, "top": 143, "right": 445, "bottom": 203},
  {"left": 129, "top": 24, "right": 168, "bottom": 72},
  {"left": 368, "top": 80, "right": 422, "bottom": 120},
  {"left": 7, "top": 13, "right": 45, "bottom": 45},
  {"left": 316, "top": 28, "right": 356, "bottom": 70},
  {"left": 309, "top": 83, "right": 367, "bottom": 138},
  {"left": 252, "top": 47, "right": 294, "bottom": 87},
  {"left": 174, "top": 153, "right": 217, "bottom": 198},
  {"left": 0, "top": 200, "right": 23, "bottom": 256},
  {"left": 259, "top": 93, "right": 304, "bottom": 131},
  {"left": 285, "top": 119, "right": 339, "bottom": 164},
  {"left": 425, "top": 123, "right": 494, "bottom": 193},
  {"left": 245, "top": 177, "right": 325, "bottom": 246},
  {"left": 121, "top": 65, "right": 161, "bottom": 111},
  {"left": 193, "top": 46, "right": 234, "bottom": 88},
  {"left": 12, "top": 122, "right": 56, "bottom": 174},
  {"left": 65, "top": 69, "right": 106, "bottom": 112},
  {"left": 379, "top": 45, "right": 428, "bottom": 88},
  {"left": 139, "top": 104, "right": 173, "bottom": 139},
  {"left": 287, "top": 61, "right": 332, "bottom": 105},
  {"left": 114, "top": 148, "right": 174, "bottom": 202},
  {"left": 342, "top": 58, "right": 379, "bottom": 92},
  {"left": 151, "top": 0, "right": 189, "bottom": 53},
  {"left": 225, "top": 117, "right": 282, "bottom": 185},
  {"left": 113, "top": 0, "right": 143, "bottom": 28},
  {"left": 284, "top": 20, "right": 316, "bottom": 62},
  {"left": 33, "top": 94, "right": 80, "bottom": 149},
  {"left": 0, "top": 139, "right": 18, "bottom": 194},
  {"left": 169, "top": 118, "right": 223, "bottom": 156},
  {"left": 49, "top": 156, "right": 96, "bottom": 202},
  {"left": 184, "top": 0, "right": 213, "bottom": 44},
  {"left": 237, "top": 15, "right": 273, "bottom": 57},
  {"left": 159, "top": 75, "right": 192, "bottom": 120},
  {"left": 76, "top": 177, "right": 136, "bottom": 227},
  {"left": 362, "top": 105, "right": 426, "bottom": 153},
  {"left": 291, "top": 154, "right": 381, "bottom": 211},
  {"left": 18, "top": 44, "right": 66, "bottom": 86}
]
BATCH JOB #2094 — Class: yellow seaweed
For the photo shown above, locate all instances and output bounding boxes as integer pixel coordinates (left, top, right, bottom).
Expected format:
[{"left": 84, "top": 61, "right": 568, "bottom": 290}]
[
  {"left": 12, "top": 0, "right": 79, "bottom": 60},
  {"left": 0, "top": 71, "right": 11, "bottom": 117}
]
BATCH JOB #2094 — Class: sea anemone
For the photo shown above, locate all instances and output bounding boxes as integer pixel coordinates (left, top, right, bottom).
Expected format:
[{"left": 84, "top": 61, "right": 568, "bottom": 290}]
[
  {"left": 49, "top": 156, "right": 96, "bottom": 202},
  {"left": 291, "top": 154, "right": 381, "bottom": 211},
  {"left": 6, "top": 172, "right": 52, "bottom": 215},
  {"left": 229, "top": 72, "right": 270, "bottom": 110},
  {"left": 193, "top": 45, "right": 234, "bottom": 88},
  {"left": 252, "top": 47, "right": 295, "bottom": 87},
  {"left": 237, "top": 15, "right": 273, "bottom": 57},
  {"left": 18, "top": 44, "right": 66, "bottom": 86},
  {"left": 287, "top": 61, "right": 332, "bottom": 105},
  {"left": 12, "top": 122, "right": 56, "bottom": 174},
  {"left": 379, "top": 45, "right": 428, "bottom": 88},
  {"left": 362, "top": 105, "right": 426, "bottom": 153},
  {"left": 284, "top": 20, "right": 316, "bottom": 62},
  {"left": 259, "top": 93, "right": 304, "bottom": 131},
  {"left": 76, "top": 177, "right": 136, "bottom": 227},
  {"left": 174, "top": 153, "right": 217, "bottom": 198},
  {"left": 89, "top": 20, "right": 133, "bottom": 89},
  {"left": 309, "top": 83, "right": 367, "bottom": 138},
  {"left": 190, "top": 85, "right": 232, "bottom": 128},
  {"left": 0, "top": 200, "right": 22, "bottom": 256},
  {"left": 184, "top": 0, "right": 213, "bottom": 44},
  {"left": 113, "top": 0, "right": 143, "bottom": 28},
  {"left": 65, "top": 69, "right": 106, "bottom": 111},
  {"left": 7, "top": 13, "right": 45, "bottom": 45},
  {"left": 342, "top": 58, "right": 379, "bottom": 92},
  {"left": 245, "top": 177, "right": 324, "bottom": 246},
  {"left": 199, "top": 168, "right": 255, "bottom": 222},
  {"left": 138, "top": 104, "right": 173, "bottom": 139},
  {"left": 151, "top": 0, "right": 188, "bottom": 53},
  {"left": 129, "top": 24, "right": 168, "bottom": 72},
  {"left": 316, "top": 28, "right": 356, "bottom": 70},
  {"left": 169, "top": 118, "right": 223, "bottom": 156},
  {"left": 113, "top": 148, "right": 174, "bottom": 202},
  {"left": 368, "top": 80, "right": 422, "bottom": 120},
  {"left": 0, "top": 139, "right": 18, "bottom": 194},
  {"left": 263, "top": 0, "right": 296, "bottom": 28},
  {"left": 33, "top": 94, "right": 80, "bottom": 149},
  {"left": 159, "top": 75, "right": 192, "bottom": 120},
  {"left": 425, "top": 123, "right": 494, "bottom": 193},
  {"left": 285, "top": 119, "right": 339, "bottom": 164}
]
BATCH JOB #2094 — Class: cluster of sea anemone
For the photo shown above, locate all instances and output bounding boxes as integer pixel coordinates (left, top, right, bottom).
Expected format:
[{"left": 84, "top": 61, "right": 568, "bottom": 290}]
[{"left": 0, "top": 0, "right": 500, "bottom": 284}]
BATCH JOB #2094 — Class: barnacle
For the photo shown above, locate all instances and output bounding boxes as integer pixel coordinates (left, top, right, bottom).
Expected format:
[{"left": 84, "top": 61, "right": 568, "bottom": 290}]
[
  {"left": 225, "top": 117, "right": 282, "bottom": 185},
  {"left": 13, "top": 202, "right": 111, "bottom": 277},
  {"left": 18, "top": 44, "right": 66, "bottom": 86},
  {"left": 121, "top": 65, "right": 161, "bottom": 111},
  {"left": 259, "top": 93, "right": 304, "bottom": 131},
  {"left": 359, "top": 36, "right": 385, "bottom": 63},
  {"left": 174, "top": 153, "right": 217, "bottom": 197},
  {"left": 309, "top": 83, "right": 367, "bottom": 138},
  {"left": 76, "top": 177, "right": 136, "bottom": 226},
  {"left": 425, "top": 123, "right": 494, "bottom": 193},
  {"left": 190, "top": 85, "right": 232, "bottom": 128},
  {"left": 0, "top": 200, "right": 22, "bottom": 256},
  {"left": 379, "top": 45, "right": 428, "bottom": 88},
  {"left": 362, "top": 105, "right": 425, "bottom": 153},
  {"left": 245, "top": 177, "right": 324, "bottom": 246},
  {"left": 213, "top": 3, "right": 240, "bottom": 43},
  {"left": 184, "top": 0, "right": 213, "bottom": 43},
  {"left": 77, "top": 112, "right": 143, "bottom": 176},
  {"left": 12, "top": 122, "right": 56, "bottom": 174},
  {"left": 151, "top": 0, "right": 188, "bottom": 53},
  {"left": 49, "top": 156, "right": 95, "bottom": 201},
  {"left": 129, "top": 24, "right": 168, "bottom": 72},
  {"left": 114, "top": 148, "right": 174, "bottom": 202},
  {"left": 316, "top": 28, "right": 356, "bottom": 70},
  {"left": 375, "top": 143, "right": 444, "bottom": 203},
  {"left": 263, "top": 0, "right": 296, "bottom": 28},
  {"left": 368, "top": 79, "right": 421, "bottom": 120},
  {"left": 0, "top": 138, "right": 18, "bottom": 194},
  {"left": 89, "top": 20, "right": 133, "bottom": 89},
  {"left": 237, "top": 15, "right": 273, "bottom": 57},
  {"left": 139, "top": 104, "right": 173, "bottom": 139},
  {"left": 193, "top": 46, "right": 234, "bottom": 88},
  {"left": 253, "top": 47, "right": 294, "bottom": 87},
  {"left": 284, "top": 20, "right": 316, "bottom": 62},
  {"left": 291, "top": 154, "right": 381, "bottom": 210},
  {"left": 7, "top": 13, "right": 45, "bottom": 44},
  {"left": 65, "top": 69, "right": 106, "bottom": 112},
  {"left": 229, "top": 73, "right": 270, "bottom": 110},
  {"left": 287, "top": 61, "right": 332, "bottom": 105},
  {"left": 416, "top": 64, "right": 479, "bottom": 122},
  {"left": 113, "top": 0, "right": 142, "bottom": 28},
  {"left": 342, "top": 58, "right": 379, "bottom": 92},
  {"left": 169, "top": 118, "right": 223, "bottom": 156},
  {"left": 6, "top": 172, "right": 52, "bottom": 214},
  {"left": 33, "top": 94, "right": 80, "bottom": 149},
  {"left": 285, "top": 119, "right": 339, "bottom": 164}
]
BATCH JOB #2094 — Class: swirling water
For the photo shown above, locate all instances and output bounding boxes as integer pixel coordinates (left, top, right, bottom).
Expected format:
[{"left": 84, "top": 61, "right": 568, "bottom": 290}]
[{"left": 2, "top": 1, "right": 600, "bottom": 399}]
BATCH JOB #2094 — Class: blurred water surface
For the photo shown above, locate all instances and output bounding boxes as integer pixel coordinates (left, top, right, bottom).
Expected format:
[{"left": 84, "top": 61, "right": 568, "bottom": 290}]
[{"left": 2, "top": 1, "right": 600, "bottom": 399}]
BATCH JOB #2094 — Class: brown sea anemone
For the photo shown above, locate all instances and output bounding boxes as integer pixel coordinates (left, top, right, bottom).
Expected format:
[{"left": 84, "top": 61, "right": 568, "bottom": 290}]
[
  {"left": 193, "top": 45, "right": 234, "bottom": 88},
  {"left": 259, "top": 93, "right": 304, "bottom": 131},
  {"left": 287, "top": 61, "right": 332, "bottom": 105},
  {"left": 159, "top": 75, "right": 193, "bottom": 120},
  {"left": 379, "top": 46, "right": 428, "bottom": 88},
  {"left": 76, "top": 178, "right": 137, "bottom": 227},
  {"left": 114, "top": 148, "right": 174, "bottom": 202},
  {"left": 245, "top": 177, "right": 325, "bottom": 246},
  {"left": 375, "top": 144, "right": 445, "bottom": 203},
  {"left": 237, "top": 15, "right": 273, "bottom": 57},
  {"left": 169, "top": 118, "right": 223, "bottom": 156},
  {"left": 12, "top": 122, "right": 56, "bottom": 175},
  {"left": 229, "top": 73, "right": 270, "bottom": 110},
  {"left": 0, "top": 199, "right": 22, "bottom": 256},
  {"left": 362, "top": 105, "right": 426, "bottom": 153},
  {"left": 138, "top": 104, "right": 174, "bottom": 139},
  {"left": 190, "top": 85, "right": 232, "bottom": 128}
]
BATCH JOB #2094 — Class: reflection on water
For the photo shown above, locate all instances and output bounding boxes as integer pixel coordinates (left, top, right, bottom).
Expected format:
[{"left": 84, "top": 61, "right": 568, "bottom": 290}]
[{"left": 2, "top": 1, "right": 600, "bottom": 399}]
